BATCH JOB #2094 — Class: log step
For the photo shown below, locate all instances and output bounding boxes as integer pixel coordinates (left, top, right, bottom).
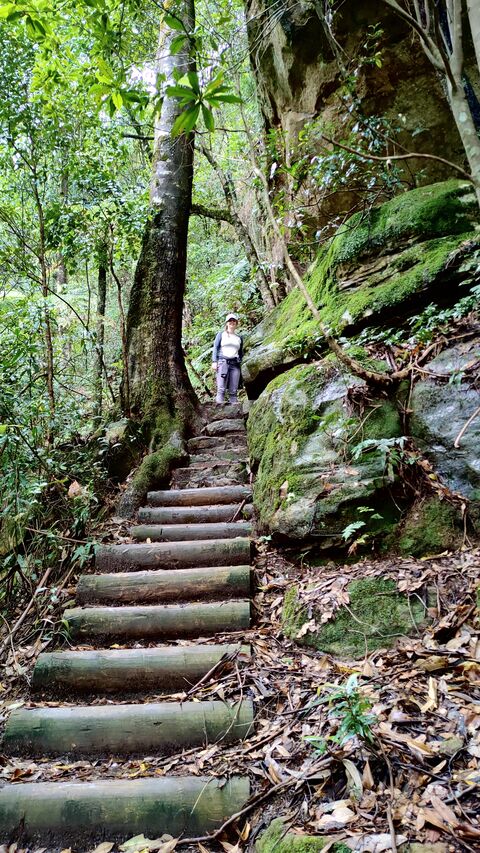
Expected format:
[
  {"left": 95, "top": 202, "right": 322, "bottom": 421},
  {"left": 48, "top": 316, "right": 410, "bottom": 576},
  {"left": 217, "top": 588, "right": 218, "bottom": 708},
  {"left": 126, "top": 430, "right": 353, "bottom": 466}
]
[
  {"left": 64, "top": 600, "right": 251, "bottom": 641},
  {"left": 3, "top": 699, "right": 254, "bottom": 757},
  {"left": 147, "top": 485, "right": 252, "bottom": 506},
  {"left": 0, "top": 776, "right": 250, "bottom": 842},
  {"left": 138, "top": 503, "right": 253, "bottom": 524},
  {"left": 95, "top": 537, "right": 251, "bottom": 572},
  {"left": 187, "top": 434, "right": 247, "bottom": 452},
  {"left": 131, "top": 521, "right": 252, "bottom": 542},
  {"left": 32, "top": 644, "right": 250, "bottom": 694},
  {"left": 77, "top": 565, "right": 251, "bottom": 605}
]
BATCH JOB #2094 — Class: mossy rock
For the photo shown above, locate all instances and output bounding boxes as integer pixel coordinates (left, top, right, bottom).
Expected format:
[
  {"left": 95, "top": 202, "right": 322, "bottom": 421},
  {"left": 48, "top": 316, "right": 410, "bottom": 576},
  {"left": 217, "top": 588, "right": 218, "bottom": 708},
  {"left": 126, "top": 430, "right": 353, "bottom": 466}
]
[
  {"left": 396, "top": 498, "right": 462, "bottom": 556},
  {"left": 282, "top": 577, "right": 427, "bottom": 658},
  {"left": 247, "top": 360, "right": 402, "bottom": 543},
  {"left": 243, "top": 180, "right": 479, "bottom": 390},
  {"left": 256, "top": 818, "right": 349, "bottom": 853}
]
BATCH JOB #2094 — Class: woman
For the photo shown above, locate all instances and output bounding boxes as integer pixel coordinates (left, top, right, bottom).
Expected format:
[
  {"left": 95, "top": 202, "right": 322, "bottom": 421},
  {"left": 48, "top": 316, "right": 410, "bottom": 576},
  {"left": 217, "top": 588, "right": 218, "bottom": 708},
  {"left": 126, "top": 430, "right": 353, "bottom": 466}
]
[{"left": 212, "top": 313, "right": 243, "bottom": 404}]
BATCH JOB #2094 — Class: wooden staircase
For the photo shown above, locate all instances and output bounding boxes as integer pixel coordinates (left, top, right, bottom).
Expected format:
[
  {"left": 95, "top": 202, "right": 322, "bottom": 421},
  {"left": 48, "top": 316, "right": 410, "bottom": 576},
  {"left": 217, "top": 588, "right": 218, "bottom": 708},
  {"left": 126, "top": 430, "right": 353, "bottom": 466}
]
[{"left": 0, "top": 403, "right": 254, "bottom": 845}]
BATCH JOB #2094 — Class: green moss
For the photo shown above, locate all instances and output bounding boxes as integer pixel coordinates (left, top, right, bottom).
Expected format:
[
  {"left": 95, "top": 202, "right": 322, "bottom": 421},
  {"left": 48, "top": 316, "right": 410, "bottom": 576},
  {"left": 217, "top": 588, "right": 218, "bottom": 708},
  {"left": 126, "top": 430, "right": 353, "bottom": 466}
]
[
  {"left": 256, "top": 819, "right": 350, "bottom": 853},
  {"left": 246, "top": 181, "right": 479, "bottom": 369},
  {"left": 282, "top": 577, "right": 426, "bottom": 659},
  {"left": 397, "top": 498, "right": 461, "bottom": 556},
  {"left": 332, "top": 180, "right": 476, "bottom": 265}
]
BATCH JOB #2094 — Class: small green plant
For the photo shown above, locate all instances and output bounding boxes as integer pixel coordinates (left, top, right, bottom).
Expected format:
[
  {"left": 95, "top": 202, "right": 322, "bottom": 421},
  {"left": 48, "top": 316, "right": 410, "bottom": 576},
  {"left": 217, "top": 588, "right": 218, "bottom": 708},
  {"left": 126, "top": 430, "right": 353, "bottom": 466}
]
[{"left": 304, "top": 674, "right": 377, "bottom": 754}]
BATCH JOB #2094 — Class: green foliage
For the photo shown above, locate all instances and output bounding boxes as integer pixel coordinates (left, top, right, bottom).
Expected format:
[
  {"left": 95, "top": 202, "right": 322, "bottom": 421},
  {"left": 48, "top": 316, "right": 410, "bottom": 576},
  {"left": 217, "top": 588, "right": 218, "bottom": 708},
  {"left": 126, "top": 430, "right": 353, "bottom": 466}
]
[{"left": 304, "top": 673, "right": 377, "bottom": 753}]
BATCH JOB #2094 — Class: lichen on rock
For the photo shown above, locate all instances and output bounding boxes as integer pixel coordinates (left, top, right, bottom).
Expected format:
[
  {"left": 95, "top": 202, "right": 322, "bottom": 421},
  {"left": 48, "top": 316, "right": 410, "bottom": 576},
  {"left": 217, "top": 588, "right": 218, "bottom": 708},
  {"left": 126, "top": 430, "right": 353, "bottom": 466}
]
[{"left": 248, "top": 360, "right": 402, "bottom": 544}]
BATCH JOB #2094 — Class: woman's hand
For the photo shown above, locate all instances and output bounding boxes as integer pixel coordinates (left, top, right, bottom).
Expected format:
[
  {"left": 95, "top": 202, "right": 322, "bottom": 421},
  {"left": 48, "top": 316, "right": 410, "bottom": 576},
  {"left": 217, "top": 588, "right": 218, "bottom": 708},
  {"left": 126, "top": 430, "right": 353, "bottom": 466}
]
[{"left": 211, "top": 362, "right": 217, "bottom": 373}]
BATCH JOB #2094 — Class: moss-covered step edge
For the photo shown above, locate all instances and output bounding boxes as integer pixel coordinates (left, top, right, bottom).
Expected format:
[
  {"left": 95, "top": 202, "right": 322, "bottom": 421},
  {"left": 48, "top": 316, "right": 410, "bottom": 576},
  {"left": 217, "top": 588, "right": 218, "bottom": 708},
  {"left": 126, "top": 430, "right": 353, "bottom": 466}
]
[
  {"left": 3, "top": 699, "right": 254, "bottom": 757},
  {"left": 243, "top": 180, "right": 479, "bottom": 384},
  {"left": 282, "top": 577, "right": 427, "bottom": 659},
  {"left": 0, "top": 776, "right": 250, "bottom": 843}
]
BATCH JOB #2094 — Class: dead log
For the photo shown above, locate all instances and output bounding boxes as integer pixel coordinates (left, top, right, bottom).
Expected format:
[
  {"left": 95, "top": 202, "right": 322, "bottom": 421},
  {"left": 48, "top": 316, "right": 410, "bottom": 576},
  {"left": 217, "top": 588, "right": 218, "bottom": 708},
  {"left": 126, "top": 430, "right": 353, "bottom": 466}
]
[
  {"left": 77, "top": 565, "right": 251, "bottom": 604},
  {"left": 95, "top": 537, "right": 251, "bottom": 572},
  {"left": 130, "top": 521, "right": 252, "bottom": 541},
  {"left": 147, "top": 485, "right": 251, "bottom": 506},
  {"left": 3, "top": 699, "right": 254, "bottom": 757},
  {"left": 137, "top": 503, "right": 253, "bottom": 524},
  {"left": 0, "top": 776, "right": 250, "bottom": 841},
  {"left": 64, "top": 600, "right": 251, "bottom": 641},
  {"left": 32, "top": 644, "right": 250, "bottom": 694}
]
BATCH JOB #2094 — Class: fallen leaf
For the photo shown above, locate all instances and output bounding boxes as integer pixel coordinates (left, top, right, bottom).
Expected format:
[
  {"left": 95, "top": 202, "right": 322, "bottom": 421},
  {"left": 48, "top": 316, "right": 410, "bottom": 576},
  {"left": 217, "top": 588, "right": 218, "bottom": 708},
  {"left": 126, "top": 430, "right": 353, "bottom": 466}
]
[
  {"left": 90, "top": 845, "right": 114, "bottom": 853},
  {"left": 345, "top": 834, "right": 408, "bottom": 851},
  {"left": 317, "top": 805, "right": 355, "bottom": 830}
]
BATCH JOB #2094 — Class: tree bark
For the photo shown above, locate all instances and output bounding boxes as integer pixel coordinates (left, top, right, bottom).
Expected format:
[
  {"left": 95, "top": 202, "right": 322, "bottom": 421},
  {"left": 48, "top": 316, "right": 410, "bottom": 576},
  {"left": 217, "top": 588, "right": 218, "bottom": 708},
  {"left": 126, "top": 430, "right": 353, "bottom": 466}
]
[
  {"left": 130, "top": 520, "right": 252, "bottom": 541},
  {"left": 466, "top": 0, "right": 480, "bottom": 75},
  {"left": 125, "top": 0, "right": 197, "bottom": 423}
]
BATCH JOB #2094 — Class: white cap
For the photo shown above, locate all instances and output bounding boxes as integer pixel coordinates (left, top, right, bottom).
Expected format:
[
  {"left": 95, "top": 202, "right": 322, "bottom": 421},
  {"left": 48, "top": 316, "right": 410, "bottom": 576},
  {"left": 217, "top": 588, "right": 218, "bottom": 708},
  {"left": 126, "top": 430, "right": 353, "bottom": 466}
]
[{"left": 226, "top": 312, "right": 238, "bottom": 321}]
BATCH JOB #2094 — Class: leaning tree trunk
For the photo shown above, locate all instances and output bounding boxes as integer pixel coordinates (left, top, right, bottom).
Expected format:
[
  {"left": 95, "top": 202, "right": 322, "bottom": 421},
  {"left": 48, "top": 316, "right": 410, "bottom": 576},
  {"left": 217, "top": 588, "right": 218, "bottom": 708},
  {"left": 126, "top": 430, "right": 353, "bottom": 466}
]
[
  {"left": 118, "top": 0, "right": 198, "bottom": 516},
  {"left": 125, "top": 0, "right": 197, "bottom": 424}
]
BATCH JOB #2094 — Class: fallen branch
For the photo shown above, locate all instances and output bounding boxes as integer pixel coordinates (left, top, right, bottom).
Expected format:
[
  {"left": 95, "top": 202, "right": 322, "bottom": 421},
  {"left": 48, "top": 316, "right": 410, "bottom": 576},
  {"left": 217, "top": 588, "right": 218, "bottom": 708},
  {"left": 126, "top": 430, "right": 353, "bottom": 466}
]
[
  {"left": 176, "top": 756, "right": 332, "bottom": 847},
  {"left": 454, "top": 405, "right": 480, "bottom": 448},
  {"left": 0, "top": 564, "right": 54, "bottom": 660},
  {"left": 320, "top": 134, "right": 473, "bottom": 184}
]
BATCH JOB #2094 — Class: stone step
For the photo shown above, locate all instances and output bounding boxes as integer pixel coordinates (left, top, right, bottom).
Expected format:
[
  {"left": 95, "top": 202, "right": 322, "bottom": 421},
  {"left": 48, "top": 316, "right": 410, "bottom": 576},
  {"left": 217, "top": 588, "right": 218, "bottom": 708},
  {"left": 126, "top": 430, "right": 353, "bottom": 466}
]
[
  {"left": 187, "top": 434, "right": 247, "bottom": 452},
  {"left": 131, "top": 521, "right": 252, "bottom": 541},
  {"left": 95, "top": 537, "right": 251, "bottom": 572},
  {"left": 138, "top": 503, "right": 253, "bottom": 524},
  {"left": 64, "top": 600, "right": 251, "bottom": 642},
  {"left": 201, "top": 402, "right": 244, "bottom": 420},
  {"left": 171, "top": 468, "right": 248, "bottom": 489},
  {"left": 205, "top": 418, "right": 246, "bottom": 436},
  {"left": 189, "top": 448, "right": 248, "bottom": 467},
  {"left": 190, "top": 450, "right": 248, "bottom": 463},
  {"left": 3, "top": 699, "right": 254, "bottom": 757},
  {"left": 32, "top": 644, "right": 250, "bottom": 694},
  {"left": 186, "top": 458, "right": 247, "bottom": 470},
  {"left": 147, "top": 485, "right": 252, "bottom": 506},
  {"left": 0, "top": 776, "right": 250, "bottom": 843},
  {"left": 77, "top": 565, "right": 251, "bottom": 605}
]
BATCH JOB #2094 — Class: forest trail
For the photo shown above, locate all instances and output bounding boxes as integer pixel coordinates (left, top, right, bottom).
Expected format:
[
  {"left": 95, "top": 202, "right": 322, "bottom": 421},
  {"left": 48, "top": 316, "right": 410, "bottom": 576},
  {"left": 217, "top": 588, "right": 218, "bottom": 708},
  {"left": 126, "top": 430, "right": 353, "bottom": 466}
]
[{"left": 0, "top": 403, "right": 254, "bottom": 846}]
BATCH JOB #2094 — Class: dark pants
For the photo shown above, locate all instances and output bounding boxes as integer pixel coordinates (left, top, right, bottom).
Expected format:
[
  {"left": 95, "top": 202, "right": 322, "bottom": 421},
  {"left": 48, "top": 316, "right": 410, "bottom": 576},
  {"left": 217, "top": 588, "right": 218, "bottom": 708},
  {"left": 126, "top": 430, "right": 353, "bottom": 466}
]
[{"left": 216, "top": 359, "right": 240, "bottom": 403}]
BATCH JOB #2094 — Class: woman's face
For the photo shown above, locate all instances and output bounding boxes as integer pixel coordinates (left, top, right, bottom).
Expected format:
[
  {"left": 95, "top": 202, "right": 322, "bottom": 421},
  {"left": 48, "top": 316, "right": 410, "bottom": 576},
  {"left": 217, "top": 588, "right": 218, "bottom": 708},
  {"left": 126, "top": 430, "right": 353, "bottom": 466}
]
[{"left": 226, "top": 319, "right": 238, "bottom": 333}]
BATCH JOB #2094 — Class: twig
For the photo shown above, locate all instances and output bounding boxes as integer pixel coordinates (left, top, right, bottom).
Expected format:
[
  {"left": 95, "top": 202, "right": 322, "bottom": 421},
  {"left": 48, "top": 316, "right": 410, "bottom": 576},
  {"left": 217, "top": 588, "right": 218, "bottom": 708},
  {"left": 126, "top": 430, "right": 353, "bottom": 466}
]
[
  {"left": 184, "top": 648, "right": 241, "bottom": 697},
  {"left": 0, "top": 564, "right": 54, "bottom": 659},
  {"left": 454, "top": 405, "right": 480, "bottom": 448},
  {"left": 176, "top": 757, "right": 332, "bottom": 847},
  {"left": 320, "top": 134, "right": 473, "bottom": 183}
]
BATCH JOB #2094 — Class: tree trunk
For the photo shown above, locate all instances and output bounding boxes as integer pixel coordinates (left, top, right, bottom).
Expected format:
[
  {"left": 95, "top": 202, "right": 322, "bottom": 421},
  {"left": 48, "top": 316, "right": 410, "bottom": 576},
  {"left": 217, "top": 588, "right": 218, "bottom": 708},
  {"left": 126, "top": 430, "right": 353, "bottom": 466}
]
[
  {"left": 93, "top": 244, "right": 107, "bottom": 420},
  {"left": 466, "top": 0, "right": 480, "bottom": 75},
  {"left": 125, "top": 0, "right": 197, "bottom": 424}
]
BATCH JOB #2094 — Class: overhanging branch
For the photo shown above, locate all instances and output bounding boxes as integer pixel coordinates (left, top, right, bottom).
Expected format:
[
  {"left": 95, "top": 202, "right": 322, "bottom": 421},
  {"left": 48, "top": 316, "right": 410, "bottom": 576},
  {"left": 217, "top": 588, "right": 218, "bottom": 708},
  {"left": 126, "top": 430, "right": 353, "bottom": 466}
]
[{"left": 190, "top": 202, "right": 234, "bottom": 224}]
